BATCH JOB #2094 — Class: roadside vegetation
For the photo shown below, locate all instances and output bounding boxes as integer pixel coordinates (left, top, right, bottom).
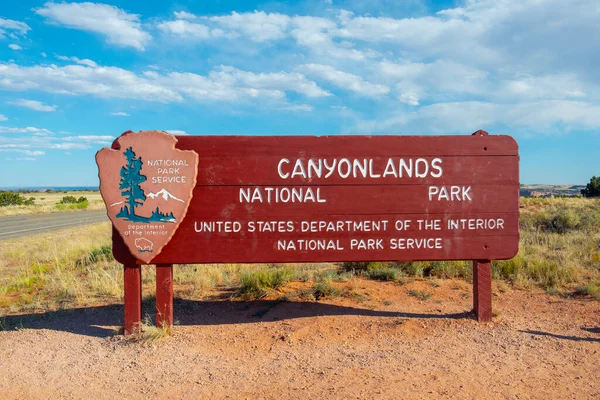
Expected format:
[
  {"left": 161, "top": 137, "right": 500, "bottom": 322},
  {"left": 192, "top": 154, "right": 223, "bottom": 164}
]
[
  {"left": 0, "top": 197, "right": 599, "bottom": 318},
  {"left": 0, "top": 190, "right": 104, "bottom": 216},
  {"left": 56, "top": 195, "right": 89, "bottom": 210},
  {"left": 0, "top": 191, "right": 35, "bottom": 207}
]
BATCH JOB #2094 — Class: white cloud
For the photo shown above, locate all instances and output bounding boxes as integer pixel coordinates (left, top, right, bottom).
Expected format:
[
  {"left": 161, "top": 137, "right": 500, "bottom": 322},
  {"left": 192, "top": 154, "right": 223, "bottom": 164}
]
[
  {"left": 378, "top": 60, "right": 489, "bottom": 105},
  {"left": 65, "top": 135, "right": 114, "bottom": 141},
  {"left": 0, "top": 126, "right": 53, "bottom": 134},
  {"left": 55, "top": 54, "right": 98, "bottom": 67},
  {"left": 174, "top": 11, "right": 197, "bottom": 20},
  {"left": 207, "top": 66, "right": 331, "bottom": 98},
  {"left": 16, "top": 157, "right": 36, "bottom": 161},
  {"left": 63, "top": 135, "right": 113, "bottom": 145},
  {"left": 157, "top": 20, "right": 217, "bottom": 39},
  {"left": 0, "top": 62, "right": 329, "bottom": 104},
  {"left": 0, "top": 133, "right": 114, "bottom": 156},
  {"left": 356, "top": 100, "right": 600, "bottom": 134},
  {"left": 40, "top": 52, "right": 47, "bottom": 57},
  {"left": 207, "top": 11, "right": 291, "bottom": 42},
  {"left": 48, "top": 143, "right": 90, "bottom": 150},
  {"left": 8, "top": 99, "right": 57, "bottom": 112},
  {"left": 0, "top": 149, "right": 45, "bottom": 156},
  {"left": 8, "top": 44, "right": 22, "bottom": 50},
  {"left": 279, "top": 104, "right": 314, "bottom": 112},
  {"left": 0, "top": 18, "right": 30, "bottom": 39},
  {"left": 501, "top": 74, "right": 588, "bottom": 100},
  {"left": 35, "top": 2, "right": 151, "bottom": 50},
  {"left": 301, "top": 64, "right": 389, "bottom": 97},
  {"left": 166, "top": 130, "right": 188, "bottom": 135},
  {"left": 0, "top": 62, "right": 182, "bottom": 102},
  {"left": 110, "top": 111, "right": 129, "bottom": 116},
  {"left": 291, "top": 15, "right": 370, "bottom": 60},
  {"left": 156, "top": 11, "right": 372, "bottom": 60},
  {"left": 0, "top": 114, "right": 7, "bottom": 121}
]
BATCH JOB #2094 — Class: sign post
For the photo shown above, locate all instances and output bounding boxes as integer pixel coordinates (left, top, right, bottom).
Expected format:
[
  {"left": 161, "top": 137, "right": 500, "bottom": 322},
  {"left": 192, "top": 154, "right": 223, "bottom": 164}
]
[{"left": 98, "top": 129, "right": 519, "bottom": 335}]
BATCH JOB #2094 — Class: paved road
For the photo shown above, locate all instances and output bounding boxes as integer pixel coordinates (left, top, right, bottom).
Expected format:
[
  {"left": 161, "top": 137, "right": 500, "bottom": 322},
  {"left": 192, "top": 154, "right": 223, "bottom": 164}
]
[{"left": 0, "top": 210, "right": 108, "bottom": 240}]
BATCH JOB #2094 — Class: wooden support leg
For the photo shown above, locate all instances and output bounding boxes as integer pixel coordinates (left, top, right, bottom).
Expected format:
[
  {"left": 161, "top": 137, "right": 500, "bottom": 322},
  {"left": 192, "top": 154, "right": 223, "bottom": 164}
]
[
  {"left": 156, "top": 264, "right": 173, "bottom": 329},
  {"left": 124, "top": 264, "right": 142, "bottom": 335},
  {"left": 473, "top": 260, "right": 492, "bottom": 322}
]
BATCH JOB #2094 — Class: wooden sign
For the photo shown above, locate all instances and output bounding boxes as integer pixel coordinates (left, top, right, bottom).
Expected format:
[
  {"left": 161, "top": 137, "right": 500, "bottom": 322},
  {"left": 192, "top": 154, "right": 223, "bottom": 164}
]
[
  {"left": 98, "top": 130, "right": 519, "bottom": 334},
  {"left": 108, "top": 130, "right": 519, "bottom": 265},
  {"left": 96, "top": 131, "right": 199, "bottom": 263}
]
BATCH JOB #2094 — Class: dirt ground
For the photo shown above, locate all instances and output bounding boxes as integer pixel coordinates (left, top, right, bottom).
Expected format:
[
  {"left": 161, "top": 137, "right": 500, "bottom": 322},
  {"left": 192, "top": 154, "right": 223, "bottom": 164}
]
[{"left": 0, "top": 279, "right": 598, "bottom": 399}]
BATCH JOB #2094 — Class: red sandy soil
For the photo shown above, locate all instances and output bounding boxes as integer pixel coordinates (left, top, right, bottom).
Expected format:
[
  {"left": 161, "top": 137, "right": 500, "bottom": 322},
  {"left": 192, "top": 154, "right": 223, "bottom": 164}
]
[{"left": 0, "top": 279, "right": 599, "bottom": 399}]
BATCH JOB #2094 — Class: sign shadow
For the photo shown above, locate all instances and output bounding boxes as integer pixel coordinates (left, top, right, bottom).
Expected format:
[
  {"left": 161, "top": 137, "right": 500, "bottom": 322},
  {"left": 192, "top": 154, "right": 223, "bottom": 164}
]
[
  {"left": 0, "top": 299, "right": 474, "bottom": 338},
  {"left": 171, "top": 298, "right": 473, "bottom": 327},
  {"left": 520, "top": 329, "right": 600, "bottom": 343}
]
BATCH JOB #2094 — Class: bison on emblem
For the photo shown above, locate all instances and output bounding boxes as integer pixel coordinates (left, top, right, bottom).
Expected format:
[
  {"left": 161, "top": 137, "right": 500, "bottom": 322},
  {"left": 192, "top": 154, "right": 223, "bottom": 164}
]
[{"left": 135, "top": 238, "right": 154, "bottom": 253}]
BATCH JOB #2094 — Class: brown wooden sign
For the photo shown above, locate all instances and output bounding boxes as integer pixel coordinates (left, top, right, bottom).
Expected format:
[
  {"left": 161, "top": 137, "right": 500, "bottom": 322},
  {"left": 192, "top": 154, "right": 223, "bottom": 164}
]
[
  {"left": 109, "top": 130, "right": 519, "bottom": 265},
  {"left": 97, "top": 130, "right": 519, "bottom": 334}
]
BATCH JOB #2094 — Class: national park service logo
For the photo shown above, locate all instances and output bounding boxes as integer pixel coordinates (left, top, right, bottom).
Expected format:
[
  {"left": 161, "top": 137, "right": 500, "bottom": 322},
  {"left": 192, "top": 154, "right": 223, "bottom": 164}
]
[{"left": 96, "top": 130, "right": 198, "bottom": 263}]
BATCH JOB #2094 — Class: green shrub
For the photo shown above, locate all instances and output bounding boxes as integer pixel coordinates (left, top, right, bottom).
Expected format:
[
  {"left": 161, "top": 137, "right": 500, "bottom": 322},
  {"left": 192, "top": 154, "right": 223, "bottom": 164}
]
[
  {"left": 428, "top": 261, "right": 471, "bottom": 280},
  {"left": 59, "top": 195, "right": 88, "bottom": 204},
  {"left": 364, "top": 265, "right": 400, "bottom": 281},
  {"left": 340, "top": 261, "right": 370, "bottom": 271},
  {"left": 75, "top": 245, "right": 114, "bottom": 267},
  {"left": 312, "top": 280, "right": 341, "bottom": 300},
  {"left": 56, "top": 199, "right": 88, "bottom": 210},
  {"left": 315, "top": 269, "right": 354, "bottom": 282},
  {"left": 550, "top": 209, "right": 581, "bottom": 233},
  {"left": 493, "top": 255, "right": 577, "bottom": 289},
  {"left": 238, "top": 267, "right": 294, "bottom": 299},
  {"left": 408, "top": 289, "right": 431, "bottom": 301},
  {"left": 0, "top": 191, "right": 35, "bottom": 206},
  {"left": 575, "top": 283, "right": 600, "bottom": 300},
  {"left": 521, "top": 206, "right": 595, "bottom": 234}
]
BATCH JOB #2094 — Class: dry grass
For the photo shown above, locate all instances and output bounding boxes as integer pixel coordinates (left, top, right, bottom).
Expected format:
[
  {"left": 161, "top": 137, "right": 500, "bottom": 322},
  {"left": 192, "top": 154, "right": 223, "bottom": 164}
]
[
  {"left": 336, "top": 197, "right": 600, "bottom": 292},
  {"left": 0, "top": 191, "right": 105, "bottom": 216},
  {"left": 0, "top": 222, "right": 121, "bottom": 312},
  {"left": 0, "top": 197, "right": 599, "bottom": 317}
]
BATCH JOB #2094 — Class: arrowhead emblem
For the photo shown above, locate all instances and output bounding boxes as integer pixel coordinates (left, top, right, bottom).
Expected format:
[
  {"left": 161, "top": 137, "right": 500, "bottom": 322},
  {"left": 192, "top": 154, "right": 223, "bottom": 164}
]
[{"left": 96, "top": 130, "right": 198, "bottom": 263}]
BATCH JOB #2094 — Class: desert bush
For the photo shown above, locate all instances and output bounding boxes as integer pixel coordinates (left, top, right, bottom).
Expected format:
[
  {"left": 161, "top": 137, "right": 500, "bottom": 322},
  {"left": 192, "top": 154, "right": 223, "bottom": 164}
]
[
  {"left": 59, "top": 195, "right": 78, "bottom": 204},
  {"left": 312, "top": 280, "right": 342, "bottom": 300},
  {"left": 408, "top": 289, "right": 431, "bottom": 301},
  {"left": 550, "top": 209, "right": 581, "bottom": 233},
  {"left": 364, "top": 265, "right": 401, "bottom": 281},
  {"left": 314, "top": 269, "right": 354, "bottom": 282},
  {"left": 238, "top": 267, "right": 295, "bottom": 299},
  {"left": 521, "top": 204, "right": 600, "bottom": 234},
  {"left": 575, "top": 283, "right": 600, "bottom": 300},
  {"left": 75, "top": 245, "right": 113, "bottom": 267},
  {"left": 59, "top": 195, "right": 88, "bottom": 204},
  {"left": 340, "top": 261, "right": 370, "bottom": 271},
  {"left": 0, "top": 191, "right": 35, "bottom": 206},
  {"left": 56, "top": 197, "right": 88, "bottom": 210}
]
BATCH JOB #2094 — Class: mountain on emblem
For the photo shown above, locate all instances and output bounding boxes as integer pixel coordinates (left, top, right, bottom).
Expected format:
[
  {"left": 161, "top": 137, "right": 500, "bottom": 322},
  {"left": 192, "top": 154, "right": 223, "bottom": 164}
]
[
  {"left": 96, "top": 130, "right": 199, "bottom": 264},
  {"left": 147, "top": 188, "right": 185, "bottom": 203}
]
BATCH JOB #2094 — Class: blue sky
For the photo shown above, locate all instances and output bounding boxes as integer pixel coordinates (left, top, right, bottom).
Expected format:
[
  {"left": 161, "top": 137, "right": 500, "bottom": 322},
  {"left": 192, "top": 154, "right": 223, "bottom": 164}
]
[{"left": 0, "top": 0, "right": 598, "bottom": 187}]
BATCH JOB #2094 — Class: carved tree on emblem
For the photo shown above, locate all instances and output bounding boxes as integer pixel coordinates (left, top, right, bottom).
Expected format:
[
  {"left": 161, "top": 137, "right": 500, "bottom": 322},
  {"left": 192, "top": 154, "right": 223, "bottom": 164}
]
[{"left": 118, "top": 147, "right": 147, "bottom": 218}]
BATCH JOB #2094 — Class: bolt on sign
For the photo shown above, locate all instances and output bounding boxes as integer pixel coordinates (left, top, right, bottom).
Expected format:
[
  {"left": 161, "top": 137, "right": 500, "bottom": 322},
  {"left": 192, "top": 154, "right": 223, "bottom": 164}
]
[{"left": 97, "top": 130, "right": 520, "bottom": 334}]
